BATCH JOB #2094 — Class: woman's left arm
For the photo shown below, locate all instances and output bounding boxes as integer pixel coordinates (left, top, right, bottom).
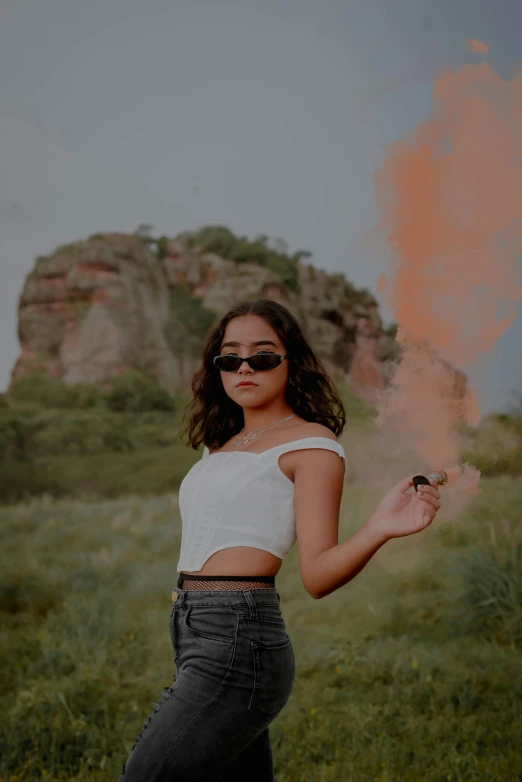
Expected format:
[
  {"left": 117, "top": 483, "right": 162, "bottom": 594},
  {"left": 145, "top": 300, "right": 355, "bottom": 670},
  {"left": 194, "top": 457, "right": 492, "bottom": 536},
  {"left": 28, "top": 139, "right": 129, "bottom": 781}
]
[{"left": 294, "top": 450, "right": 441, "bottom": 599}]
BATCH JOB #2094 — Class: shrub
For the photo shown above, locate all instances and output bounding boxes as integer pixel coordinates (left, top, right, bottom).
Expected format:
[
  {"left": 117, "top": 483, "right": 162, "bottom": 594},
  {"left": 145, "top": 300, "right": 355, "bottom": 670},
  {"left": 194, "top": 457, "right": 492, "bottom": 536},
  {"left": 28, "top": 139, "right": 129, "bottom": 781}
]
[
  {"left": 175, "top": 225, "right": 307, "bottom": 292},
  {"left": 156, "top": 235, "right": 169, "bottom": 259},
  {"left": 66, "top": 382, "right": 106, "bottom": 409},
  {"left": 8, "top": 372, "right": 105, "bottom": 410},
  {"left": 460, "top": 413, "right": 522, "bottom": 477},
  {"left": 105, "top": 371, "right": 176, "bottom": 413},
  {"left": 9, "top": 372, "right": 73, "bottom": 408},
  {"left": 0, "top": 406, "right": 185, "bottom": 503},
  {"left": 30, "top": 410, "right": 135, "bottom": 455}
]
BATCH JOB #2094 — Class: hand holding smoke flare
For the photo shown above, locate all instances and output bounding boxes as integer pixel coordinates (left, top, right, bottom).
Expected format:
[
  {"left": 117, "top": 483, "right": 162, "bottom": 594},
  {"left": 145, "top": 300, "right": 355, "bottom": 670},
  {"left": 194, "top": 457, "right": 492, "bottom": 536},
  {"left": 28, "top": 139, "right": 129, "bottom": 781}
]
[
  {"left": 363, "top": 52, "right": 522, "bottom": 524},
  {"left": 412, "top": 469, "right": 448, "bottom": 492},
  {"left": 368, "top": 468, "right": 444, "bottom": 541},
  {"left": 412, "top": 465, "right": 462, "bottom": 492}
]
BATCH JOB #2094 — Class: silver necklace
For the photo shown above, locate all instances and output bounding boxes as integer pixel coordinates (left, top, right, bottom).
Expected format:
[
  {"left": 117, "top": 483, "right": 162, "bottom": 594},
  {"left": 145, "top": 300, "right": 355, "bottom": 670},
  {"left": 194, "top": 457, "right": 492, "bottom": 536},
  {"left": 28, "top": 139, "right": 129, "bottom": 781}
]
[{"left": 233, "top": 414, "right": 297, "bottom": 447}]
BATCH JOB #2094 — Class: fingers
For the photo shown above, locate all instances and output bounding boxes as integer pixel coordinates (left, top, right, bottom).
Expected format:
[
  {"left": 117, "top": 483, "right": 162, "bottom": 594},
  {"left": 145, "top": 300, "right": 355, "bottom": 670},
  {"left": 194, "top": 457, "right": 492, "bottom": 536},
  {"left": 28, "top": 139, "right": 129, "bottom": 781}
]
[
  {"left": 421, "top": 496, "right": 441, "bottom": 511},
  {"left": 417, "top": 484, "right": 441, "bottom": 510},
  {"left": 417, "top": 484, "right": 440, "bottom": 500}
]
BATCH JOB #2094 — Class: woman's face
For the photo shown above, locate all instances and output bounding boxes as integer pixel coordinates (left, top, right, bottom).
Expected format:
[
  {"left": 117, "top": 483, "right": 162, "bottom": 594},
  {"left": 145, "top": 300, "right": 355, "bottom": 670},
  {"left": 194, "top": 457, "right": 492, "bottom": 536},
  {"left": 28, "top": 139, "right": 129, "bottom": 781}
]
[{"left": 217, "top": 315, "right": 290, "bottom": 408}]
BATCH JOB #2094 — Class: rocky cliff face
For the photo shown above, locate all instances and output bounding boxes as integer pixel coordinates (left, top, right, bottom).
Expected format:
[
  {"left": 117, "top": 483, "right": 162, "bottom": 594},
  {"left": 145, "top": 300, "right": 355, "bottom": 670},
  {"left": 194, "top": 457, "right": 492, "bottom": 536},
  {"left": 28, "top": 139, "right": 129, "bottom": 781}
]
[{"left": 11, "top": 231, "right": 400, "bottom": 399}]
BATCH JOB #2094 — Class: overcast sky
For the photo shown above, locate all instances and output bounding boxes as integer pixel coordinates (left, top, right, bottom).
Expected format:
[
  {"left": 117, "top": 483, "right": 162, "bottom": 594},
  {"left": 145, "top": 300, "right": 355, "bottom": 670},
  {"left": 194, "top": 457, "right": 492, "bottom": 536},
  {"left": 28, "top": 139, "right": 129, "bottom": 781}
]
[{"left": 1, "top": 0, "right": 521, "bottom": 414}]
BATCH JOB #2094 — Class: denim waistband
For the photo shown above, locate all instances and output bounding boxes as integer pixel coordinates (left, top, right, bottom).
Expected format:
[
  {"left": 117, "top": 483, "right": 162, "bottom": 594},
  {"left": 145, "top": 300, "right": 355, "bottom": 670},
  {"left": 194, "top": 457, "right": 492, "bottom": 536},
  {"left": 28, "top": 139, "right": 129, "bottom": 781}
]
[{"left": 171, "top": 586, "right": 280, "bottom": 608}]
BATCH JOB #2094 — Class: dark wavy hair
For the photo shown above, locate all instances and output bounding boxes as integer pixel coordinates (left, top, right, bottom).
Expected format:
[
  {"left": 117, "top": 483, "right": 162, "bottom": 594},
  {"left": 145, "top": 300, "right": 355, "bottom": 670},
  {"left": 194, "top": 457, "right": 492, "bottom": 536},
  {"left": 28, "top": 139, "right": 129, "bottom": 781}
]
[{"left": 178, "top": 298, "right": 346, "bottom": 451}]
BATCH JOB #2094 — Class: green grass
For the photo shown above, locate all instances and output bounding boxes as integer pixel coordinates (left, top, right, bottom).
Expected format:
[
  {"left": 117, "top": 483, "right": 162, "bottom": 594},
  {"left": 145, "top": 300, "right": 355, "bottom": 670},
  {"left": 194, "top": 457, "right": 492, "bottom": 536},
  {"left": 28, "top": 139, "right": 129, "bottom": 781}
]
[{"left": 1, "top": 475, "right": 521, "bottom": 781}]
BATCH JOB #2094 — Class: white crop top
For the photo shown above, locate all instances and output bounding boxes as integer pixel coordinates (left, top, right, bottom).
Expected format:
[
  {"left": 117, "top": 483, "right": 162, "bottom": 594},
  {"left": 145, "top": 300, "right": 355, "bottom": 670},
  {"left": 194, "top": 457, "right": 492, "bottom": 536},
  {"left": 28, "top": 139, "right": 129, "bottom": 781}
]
[{"left": 176, "top": 436, "right": 347, "bottom": 572}]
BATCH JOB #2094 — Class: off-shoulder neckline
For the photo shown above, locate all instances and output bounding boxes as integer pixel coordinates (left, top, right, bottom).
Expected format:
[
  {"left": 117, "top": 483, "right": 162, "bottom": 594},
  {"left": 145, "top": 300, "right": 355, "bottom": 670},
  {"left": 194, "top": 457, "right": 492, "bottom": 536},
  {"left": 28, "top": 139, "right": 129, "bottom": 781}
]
[{"left": 205, "top": 435, "right": 342, "bottom": 458}]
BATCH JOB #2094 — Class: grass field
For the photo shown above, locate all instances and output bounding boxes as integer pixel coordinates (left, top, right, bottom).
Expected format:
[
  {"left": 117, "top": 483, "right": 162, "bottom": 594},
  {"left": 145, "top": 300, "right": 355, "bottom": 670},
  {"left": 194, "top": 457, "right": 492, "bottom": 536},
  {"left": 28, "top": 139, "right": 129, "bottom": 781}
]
[{"left": 1, "top": 463, "right": 521, "bottom": 781}]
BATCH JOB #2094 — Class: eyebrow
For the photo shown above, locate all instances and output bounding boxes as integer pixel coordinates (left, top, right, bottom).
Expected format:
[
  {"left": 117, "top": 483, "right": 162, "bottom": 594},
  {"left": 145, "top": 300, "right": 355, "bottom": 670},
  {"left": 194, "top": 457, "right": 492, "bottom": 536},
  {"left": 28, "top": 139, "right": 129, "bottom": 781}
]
[{"left": 220, "top": 340, "right": 278, "bottom": 349}]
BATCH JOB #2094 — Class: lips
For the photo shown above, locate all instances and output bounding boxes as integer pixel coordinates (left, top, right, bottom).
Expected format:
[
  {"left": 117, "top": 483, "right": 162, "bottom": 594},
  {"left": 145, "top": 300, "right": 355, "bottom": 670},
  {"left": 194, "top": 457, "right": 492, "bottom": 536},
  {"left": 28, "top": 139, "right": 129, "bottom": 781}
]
[{"left": 237, "top": 382, "right": 257, "bottom": 387}]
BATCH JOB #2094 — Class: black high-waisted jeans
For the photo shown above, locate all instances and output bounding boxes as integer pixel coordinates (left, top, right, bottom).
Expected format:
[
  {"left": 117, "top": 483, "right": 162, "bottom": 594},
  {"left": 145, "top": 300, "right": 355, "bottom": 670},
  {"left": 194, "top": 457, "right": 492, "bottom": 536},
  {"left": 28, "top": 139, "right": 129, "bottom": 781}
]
[{"left": 117, "top": 582, "right": 295, "bottom": 781}]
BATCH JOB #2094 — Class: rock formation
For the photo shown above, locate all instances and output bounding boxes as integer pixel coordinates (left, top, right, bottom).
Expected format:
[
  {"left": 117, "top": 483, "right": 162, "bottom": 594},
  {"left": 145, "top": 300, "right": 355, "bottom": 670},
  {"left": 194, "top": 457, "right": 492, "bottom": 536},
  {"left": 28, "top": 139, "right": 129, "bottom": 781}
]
[{"left": 11, "top": 231, "right": 401, "bottom": 397}]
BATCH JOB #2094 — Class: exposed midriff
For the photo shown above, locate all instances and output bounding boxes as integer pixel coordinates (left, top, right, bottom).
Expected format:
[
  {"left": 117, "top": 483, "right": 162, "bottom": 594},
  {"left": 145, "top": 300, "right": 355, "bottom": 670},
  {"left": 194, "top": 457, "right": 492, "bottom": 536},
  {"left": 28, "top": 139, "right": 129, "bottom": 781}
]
[{"left": 181, "top": 546, "right": 283, "bottom": 577}]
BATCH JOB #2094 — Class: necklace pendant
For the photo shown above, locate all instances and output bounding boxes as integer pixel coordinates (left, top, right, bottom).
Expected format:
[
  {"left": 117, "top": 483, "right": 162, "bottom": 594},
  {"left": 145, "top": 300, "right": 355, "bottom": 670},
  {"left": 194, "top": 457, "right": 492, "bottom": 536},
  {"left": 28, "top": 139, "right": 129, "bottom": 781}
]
[{"left": 236, "top": 431, "right": 257, "bottom": 446}]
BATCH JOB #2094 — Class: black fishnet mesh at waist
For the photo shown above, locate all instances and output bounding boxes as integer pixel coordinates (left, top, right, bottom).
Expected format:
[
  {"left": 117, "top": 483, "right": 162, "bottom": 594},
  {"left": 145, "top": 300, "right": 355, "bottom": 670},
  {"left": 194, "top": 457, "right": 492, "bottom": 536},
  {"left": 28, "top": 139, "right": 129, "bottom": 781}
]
[{"left": 179, "top": 578, "right": 274, "bottom": 590}]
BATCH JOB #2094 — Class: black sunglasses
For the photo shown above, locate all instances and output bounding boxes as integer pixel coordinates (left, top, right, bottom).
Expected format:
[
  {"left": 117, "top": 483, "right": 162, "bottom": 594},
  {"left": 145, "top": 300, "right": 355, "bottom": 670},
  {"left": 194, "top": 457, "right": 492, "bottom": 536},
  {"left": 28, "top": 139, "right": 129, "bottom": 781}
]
[{"left": 213, "top": 352, "right": 289, "bottom": 372}]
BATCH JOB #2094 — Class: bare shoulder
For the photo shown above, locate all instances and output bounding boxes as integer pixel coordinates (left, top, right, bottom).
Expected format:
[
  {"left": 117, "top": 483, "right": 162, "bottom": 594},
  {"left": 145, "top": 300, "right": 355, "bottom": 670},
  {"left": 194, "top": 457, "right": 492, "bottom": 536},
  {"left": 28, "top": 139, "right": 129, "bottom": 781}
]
[
  {"left": 282, "top": 421, "right": 340, "bottom": 482},
  {"left": 290, "top": 421, "right": 342, "bottom": 473},
  {"left": 298, "top": 422, "right": 338, "bottom": 442}
]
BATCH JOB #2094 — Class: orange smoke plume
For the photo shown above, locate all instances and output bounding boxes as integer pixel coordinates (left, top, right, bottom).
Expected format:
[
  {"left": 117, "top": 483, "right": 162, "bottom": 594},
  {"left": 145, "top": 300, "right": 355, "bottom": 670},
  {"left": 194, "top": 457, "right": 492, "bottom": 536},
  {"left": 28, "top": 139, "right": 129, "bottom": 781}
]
[
  {"left": 369, "top": 61, "right": 522, "bottom": 514},
  {"left": 467, "top": 39, "right": 490, "bottom": 55}
]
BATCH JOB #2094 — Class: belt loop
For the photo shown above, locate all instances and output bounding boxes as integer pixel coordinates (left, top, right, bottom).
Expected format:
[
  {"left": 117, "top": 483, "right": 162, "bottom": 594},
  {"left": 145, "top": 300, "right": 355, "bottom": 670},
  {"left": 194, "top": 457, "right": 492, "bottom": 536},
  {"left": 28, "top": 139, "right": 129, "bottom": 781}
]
[
  {"left": 243, "top": 590, "right": 257, "bottom": 619},
  {"left": 172, "top": 588, "right": 185, "bottom": 606},
  {"left": 173, "top": 574, "right": 185, "bottom": 606}
]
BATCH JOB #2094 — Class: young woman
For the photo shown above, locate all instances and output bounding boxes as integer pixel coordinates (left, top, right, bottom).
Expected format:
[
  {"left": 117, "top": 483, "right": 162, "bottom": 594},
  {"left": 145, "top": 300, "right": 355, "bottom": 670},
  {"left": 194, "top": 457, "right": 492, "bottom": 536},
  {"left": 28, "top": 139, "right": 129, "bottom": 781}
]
[{"left": 118, "top": 298, "right": 442, "bottom": 781}]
